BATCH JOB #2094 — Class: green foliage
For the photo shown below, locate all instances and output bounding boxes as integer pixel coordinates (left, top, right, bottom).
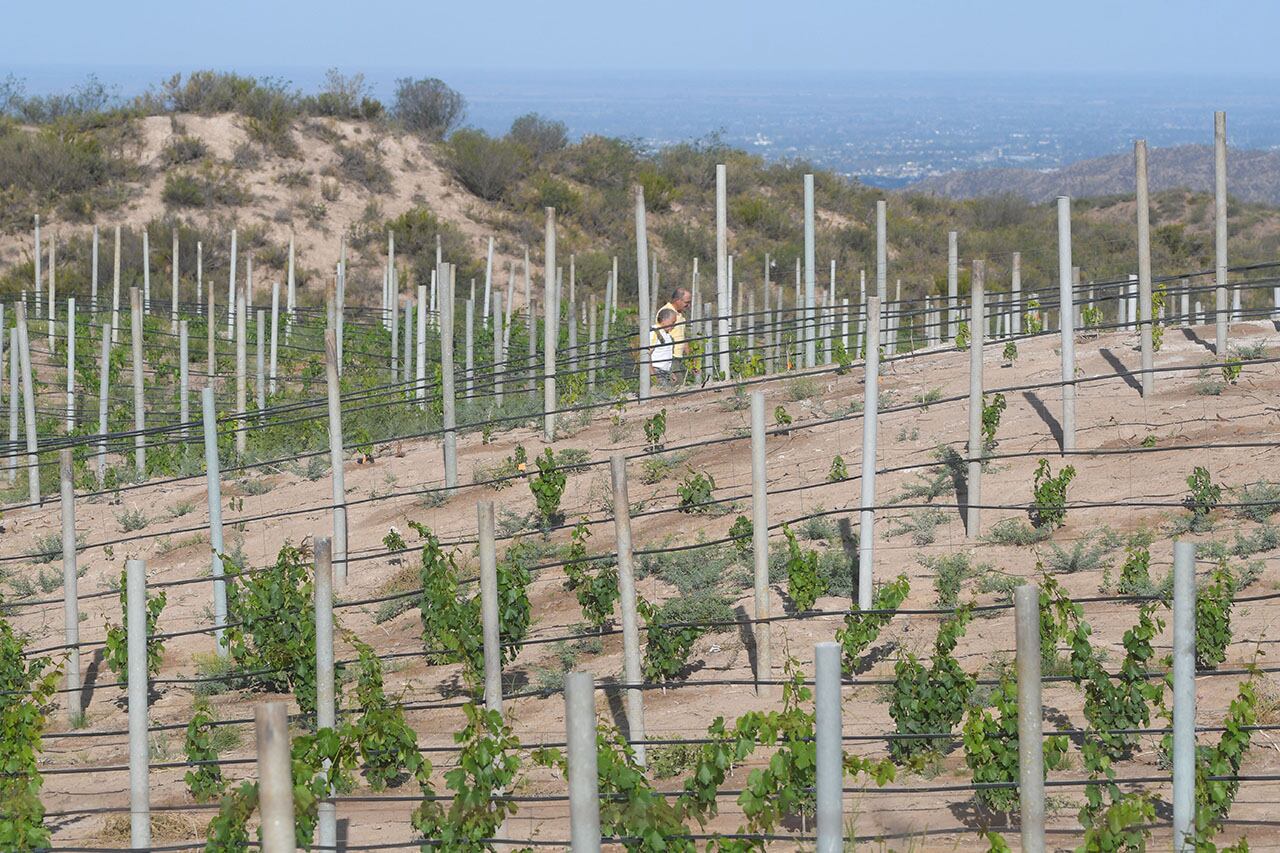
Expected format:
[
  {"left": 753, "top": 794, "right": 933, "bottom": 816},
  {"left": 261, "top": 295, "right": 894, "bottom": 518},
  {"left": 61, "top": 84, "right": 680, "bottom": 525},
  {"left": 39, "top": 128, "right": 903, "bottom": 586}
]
[
  {"left": 981, "top": 392, "right": 1006, "bottom": 452},
  {"left": 1222, "top": 357, "right": 1243, "bottom": 384},
  {"left": 1001, "top": 340, "right": 1018, "bottom": 364},
  {"left": 394, "top": 76, "right": 465, "bottom": 139},
  {"left": 836, "top": 574, "right": 909, "bottom": 675},
  {"left": 1079, "top": 793, "right": 1155, "bottom": 852},
  {"left": 184, "top": 699, "right": 226, "bottom": 803},
  {"left": 1024, "top": 299, "right": 1043, "bottom": 334},
  {"left": 729, "top": 515, "right": 754, "bottom": 563},
  {"left": 1232, "top": 480, "right": 1280, "bottom": 522},
  {"left": 676, "top": 470, "right": 716, "bottom": 514},
  {"left": 563, "top": 520, "right": 618, "bottom": 629},
  {"left": 382, "top": 527, "right": 407, "bottom": 553},
  {"left": 643, "top": 409, "right": 667, "bottom": 452},
  {"left": 528, "top": 448, "right": 567, "bottom": 527},
  {"left": 1195, "top": 562, "right": 1235, "bottom": 669},
  {"left": 773, "top": 405, "right": 792, "bottom": 429},
  {"left": 1116, "top": 546, "right": 1154, "bottom": 595},
  {"left": 827, "top": 454, "right": 848, "bottom": 482},
  {"left": 418, "top": 528, "right": 530, "bottom": 685},
  {"left": 639, "top": 597, "right": 705, "bottom": 684},
  {"left": 1082, "top": 303, "right": 1104, "bottom": 330},
  {"left": 1186, "top": 679, "right": 1258, "bottom": 848},
  {"left": 923, "top": 552, "right": 988, "bottom": 607},
  {"left": 1185, "top": 466, "right": 1222, "bottom": 529},
  {"left": 347, "top": 634, "right": 427, "bottom": 791},
  {"left": 412, "top": 703, "right": 519, "bottom": 851},
  {"left": 963, "top": 678, "right": 1068, "bottom": 813},
  {"left": 222, "top": 544, "right": 317, "bottom": 716},
  {"left": 982, "top": 518, "right": 1051, "bottom": 546},
  {"left": 104, "top": 566, "right": 167, "bottom": 681},
  {"left": 447, "top": 129, "right": 526, "bottom": 201},
  {"left": 535, "top": 725, "right": 691, "bottom": 851},
  {"left": 781, "top": 523, "right": 823, "bottom": 612},
  {"left": 1030, "top": 458, "right": 1076, "bottom": 529},
  {"left": 203, "top": 724, "right": 360, "bottom": 852},
  {"left": 0, "top": 605, "right": 60, "bottom": 850},
  {"left": 1070, "top": 603, "right": 1164, "bottom": 762},
  {"left": 680, "top": 662, "right": 895, "bottom": 839},
  {"left": 889, "top": 607, "right": 975, "bottom": 763},
  {"left": 954, "top": 321, "right": 970, "bottom": 350}
]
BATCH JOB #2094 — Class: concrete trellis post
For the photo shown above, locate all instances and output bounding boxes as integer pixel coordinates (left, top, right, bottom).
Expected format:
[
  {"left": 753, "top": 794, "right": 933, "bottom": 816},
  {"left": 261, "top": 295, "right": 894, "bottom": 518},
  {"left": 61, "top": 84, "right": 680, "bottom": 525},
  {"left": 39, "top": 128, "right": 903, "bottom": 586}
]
[
  {"left": 635, "top": 185, "right": 652, "bottom": 400},
  {"left": 1011, "top": 251, "right": 1022, "bottom": 335},
  {"left": 126, "top": 558, "right": 151, "bottom": 849},
  {"left": 483, "top": 236, "right": 494, "bottom": 325},
  {"left": 179, "top": 321, "right": 190, "bottom": 433},
  {"left": 416, "top": 284, "right": 428, "bottom": 408},
  {"left": 1014, "top": 585, "right": 1046, "bottom": 853},
  {"left": 750, "top": 392, "right": 772, "bottom": 694},
  {"left": 543, "top": 209, "right": 558, "bottom": 441},
  {"left": 130, "top": 288, "right": 146, "bottom": 476},
  {"left": 286, "top": 235, "right": 296, "bottom": 336},
  {"left": 196, "top": 241, "right": 203, "bottom": 315},
  {"left": 171, "top": 228, "right": 179, "bottom": 331},
  {"left": 7, "top": 327, "right": 17, "bottom": 486},
  {"left": 441, "top": 265, "right": 458, "bottom": 491},
  {"left": 525, "top": 249, "right": 535, "bottom": 398},
  {"left": 565, "top": 672, "right": 601, "bottom": 853},
  {"left": 464, "top": 298, "right": 474, "bottom": 396},
  {"left": 324, "top": 324, "right": 348, "bottom": 586},
  {"left": 201, "top": 388, "right": 228, "bottom": 653},
  {"left": 478, "top": 501, "right": 503, "bottom": 713},
  {"left": 65, "top": 297, "right": 75, "bottom": 433},
  {"left": 1214, "top": 111, "right": 1229, "bottom": 355},
  {"left": 967, "top": 261, "right": 985, "bottom": 537},
  {"left": 716, "top": 164, "right": 730, "bottom": 379},
  {"left": 493, "top": 292, "right": 505, "bottom": 406},
  {"left": 226, "top": 229, "right": 237, "bottom": 340},
  {"left": 141, "top": 230, "right": 153, "bottom": 315},
  {"left": 255, "top": 309, "right": 266, "bottom": 412},
  {"left": 609, "top": 454, "right": 646, "bottom": 765},
  {"left": 1136, "top": 140, "right": 1155, "bottom": 397},
  {"left": 256, "top": 702, "right": 296, "bottom": 853},
  {"left": 96, "top": 324, "right": 110, "bottom": 481},
  {"left": 585, "top": 294, "right": 596, "bottom": 394},
  {"left": 315, "top": 536, "right": 337, "bottom": 850},
  {"left": 33, "top": 216, "right": 41, "bottom": 322},
  {"left": 815, "top": 642, "right": 843, "bottom": 853},
  {"left": 60, "top": 450, "right": 81, "bottom": 724},
  {"left": 269, "top": 281, "right": 279, "bottom": 395},
  {"left": 112, "top": 225, "right": 121, "bottom": 344},
  {"left": 235, "top": 275, "right": 248, "bottom": 458},
  {"left": 48, "top": 234, "right": 56, "bottom": 352},
  {"left": 1172, "top": 541, "right": 1196, "bottom": 852},
  {"left": 206, "top": 278, "right": 216, "bottom": 381},
  {"left": 803, "top": 174, "right": 817, "bottom": 368},
  {"left": 876, "top": 200, "right": 888, "bottom": 307},
  {"left": 1057, "top": 197, "right": 1076, "bottom": 453},
  {"left": 91, "top": 225, "right": 99, "bottom": 311},
  {"left": 404, "top": 294, "right": 415, "bottom": 390},
  {"left": 857, "top": 297, "right": 881, "bottom": 609}
]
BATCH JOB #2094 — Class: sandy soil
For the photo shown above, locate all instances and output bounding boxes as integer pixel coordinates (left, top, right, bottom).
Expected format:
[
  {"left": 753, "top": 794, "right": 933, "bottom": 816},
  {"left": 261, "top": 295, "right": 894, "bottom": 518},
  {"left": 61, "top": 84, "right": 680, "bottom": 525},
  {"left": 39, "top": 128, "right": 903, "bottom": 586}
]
[{"left": 6, "top": 320, "right": 1280, "bottom": 850}]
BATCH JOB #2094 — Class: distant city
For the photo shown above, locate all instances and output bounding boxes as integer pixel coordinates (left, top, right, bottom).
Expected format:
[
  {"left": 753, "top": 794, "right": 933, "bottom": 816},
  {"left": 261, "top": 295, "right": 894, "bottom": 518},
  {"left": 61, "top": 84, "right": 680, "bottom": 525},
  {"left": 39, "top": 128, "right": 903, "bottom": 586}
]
[{"left": 10, "top": 66, "right": 1280, "bottom": 186}]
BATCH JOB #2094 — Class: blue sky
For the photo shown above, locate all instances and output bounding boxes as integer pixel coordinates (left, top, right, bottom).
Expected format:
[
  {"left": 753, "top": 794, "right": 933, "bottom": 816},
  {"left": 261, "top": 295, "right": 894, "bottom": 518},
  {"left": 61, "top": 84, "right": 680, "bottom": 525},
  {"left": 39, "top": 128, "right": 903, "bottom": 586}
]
[{"left": 6, "top": 0, "right": 1280, "bottom": 75}]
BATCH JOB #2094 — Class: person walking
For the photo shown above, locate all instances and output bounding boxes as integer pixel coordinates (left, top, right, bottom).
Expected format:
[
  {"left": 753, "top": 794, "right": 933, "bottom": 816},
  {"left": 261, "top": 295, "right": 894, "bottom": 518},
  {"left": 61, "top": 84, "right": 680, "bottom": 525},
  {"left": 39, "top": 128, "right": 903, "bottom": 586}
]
[{"left": 658, "top": 287, "right": 691, "bottom": 361}]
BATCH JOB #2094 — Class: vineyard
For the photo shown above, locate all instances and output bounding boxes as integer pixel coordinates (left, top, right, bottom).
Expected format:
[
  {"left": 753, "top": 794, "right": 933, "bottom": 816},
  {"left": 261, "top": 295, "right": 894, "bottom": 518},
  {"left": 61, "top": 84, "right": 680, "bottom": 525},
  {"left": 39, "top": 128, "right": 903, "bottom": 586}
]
[{"left": 2, "top": 157, "right": 1280, "bottom": 852}]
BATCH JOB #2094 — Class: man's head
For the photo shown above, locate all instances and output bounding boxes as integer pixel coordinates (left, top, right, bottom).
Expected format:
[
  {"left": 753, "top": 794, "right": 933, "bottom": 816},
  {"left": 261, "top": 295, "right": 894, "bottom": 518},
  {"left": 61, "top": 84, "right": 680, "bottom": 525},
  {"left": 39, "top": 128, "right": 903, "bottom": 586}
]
[
  {"left": 669, "top": 288, "right": 691, "bottom": 314},
  {"left": 657, "top": 307, "right": 677, "bottom": 331}
]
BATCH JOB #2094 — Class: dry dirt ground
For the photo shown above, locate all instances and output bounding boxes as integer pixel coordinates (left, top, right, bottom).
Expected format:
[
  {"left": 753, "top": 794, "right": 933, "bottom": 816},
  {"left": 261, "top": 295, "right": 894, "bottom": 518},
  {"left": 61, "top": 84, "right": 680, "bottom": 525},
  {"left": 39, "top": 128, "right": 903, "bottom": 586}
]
[{"left": 6, "top": 320, "right": 1280, "bottom": 850}]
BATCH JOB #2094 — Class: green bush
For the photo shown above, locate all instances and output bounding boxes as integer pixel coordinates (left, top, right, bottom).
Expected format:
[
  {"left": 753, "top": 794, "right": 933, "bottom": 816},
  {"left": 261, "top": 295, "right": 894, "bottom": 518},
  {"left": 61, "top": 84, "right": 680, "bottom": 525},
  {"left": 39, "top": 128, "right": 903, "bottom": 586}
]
[
  {"left": 334, "top": 140, "right": 391, "bottom": 193},
  {"left": 508, "top": 113, "right": 567, "bottom": 161},
  {"left": 447, "top": 129, "right": 526, "bottom": 201},
  {"left": 394, "top": 77, "right": 465, "bottom": 138}
]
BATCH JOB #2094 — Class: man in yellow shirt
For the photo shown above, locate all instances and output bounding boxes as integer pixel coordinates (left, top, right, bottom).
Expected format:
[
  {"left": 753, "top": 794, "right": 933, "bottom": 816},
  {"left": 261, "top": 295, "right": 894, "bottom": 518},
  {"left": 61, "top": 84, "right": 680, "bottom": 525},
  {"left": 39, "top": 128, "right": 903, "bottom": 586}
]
[{"left": 655, "top": 287, "right": 692, "bottom": 359}]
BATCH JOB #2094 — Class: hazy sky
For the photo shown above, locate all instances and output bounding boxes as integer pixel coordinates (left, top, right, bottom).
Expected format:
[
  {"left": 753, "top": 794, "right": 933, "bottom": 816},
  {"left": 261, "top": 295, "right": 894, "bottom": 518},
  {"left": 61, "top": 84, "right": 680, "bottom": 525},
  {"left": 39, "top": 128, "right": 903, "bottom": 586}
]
[{"left": 7, "top": 0, "right": 1280, "bottom": 75}]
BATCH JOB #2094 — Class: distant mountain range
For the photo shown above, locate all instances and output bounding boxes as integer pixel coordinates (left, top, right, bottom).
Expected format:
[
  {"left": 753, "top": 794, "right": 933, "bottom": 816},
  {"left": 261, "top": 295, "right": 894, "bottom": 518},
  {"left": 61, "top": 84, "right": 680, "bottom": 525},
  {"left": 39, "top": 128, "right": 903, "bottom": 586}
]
[{"left": 908, "top": 145, "right": 1280, "bottom": 206}]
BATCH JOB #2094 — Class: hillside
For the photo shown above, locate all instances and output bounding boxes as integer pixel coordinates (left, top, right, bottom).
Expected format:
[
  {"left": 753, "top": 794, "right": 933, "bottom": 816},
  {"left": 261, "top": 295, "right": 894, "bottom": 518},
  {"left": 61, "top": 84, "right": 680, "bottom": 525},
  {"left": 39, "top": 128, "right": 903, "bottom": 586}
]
[
  {"left": 6, "top": 103, "right": 1280, "bottom": 317},
  {"left": 911, "top": 143, "right": 1280, "bottom": 206}
]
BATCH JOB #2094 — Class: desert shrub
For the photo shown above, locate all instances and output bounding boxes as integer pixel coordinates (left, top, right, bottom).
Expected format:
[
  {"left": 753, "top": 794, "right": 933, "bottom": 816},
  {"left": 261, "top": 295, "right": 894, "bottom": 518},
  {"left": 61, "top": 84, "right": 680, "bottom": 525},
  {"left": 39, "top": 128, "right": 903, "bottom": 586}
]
[
  {"left": 1, "top": 73, "right": 114, "bottom": 123},
  {"left": 562, "top": 134, "right": 638, "bottom": 189},
  {"left": 636, "top": 168, "right": 677, "bottom": 212},
  {"left": 922, "top": 552, "right": 989, "bottom": 608},
  {"left": 1232, "top": 481, "right": 1280, "bottom": 523},
  {"left": 159, "top": 135, "right": 208, "bottom": 166},
  {"left": 162, "top": 162, "right": 248, "bottom": 208},
  {"left": 521, "top": 173, "right": 580, "bottom": 215},
  {"left": 508, "top": 113, "right": 567, "bottom": 161},
  {"left": 394, "top": 77, "right": 465, "bottom": 139},
  {"left": 334, "top": 140, "right": 391, "bottom": 193},
  {"left": 983, "top": 518, "right": 1051, "bottom": 546},
  {"left": 301, "top": 68, "right": 383, "bottom": 120},
  {"left": 447, "top": 129, "right": 525, "bottom": 201}
]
